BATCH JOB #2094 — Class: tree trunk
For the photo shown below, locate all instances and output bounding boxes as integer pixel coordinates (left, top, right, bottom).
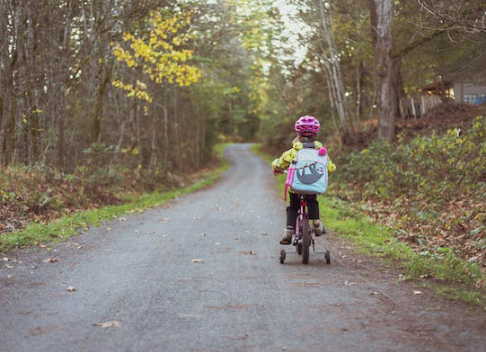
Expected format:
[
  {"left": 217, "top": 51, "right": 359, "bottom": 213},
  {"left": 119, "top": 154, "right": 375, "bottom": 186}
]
[
  {"left": 371, "top": 0, "right": 396, "bottom": 142},
  {"left": 356, "top": 61, "right": 364, "bottom": 121},
  {"left": 163, "top": 88, "right": 169, "bottom": 168},
  {"left": 93, "top": 60, "right": 113, "bottom": 142},
  {"left": 317, "top": 0, "right": 354, "bottom": 143}
]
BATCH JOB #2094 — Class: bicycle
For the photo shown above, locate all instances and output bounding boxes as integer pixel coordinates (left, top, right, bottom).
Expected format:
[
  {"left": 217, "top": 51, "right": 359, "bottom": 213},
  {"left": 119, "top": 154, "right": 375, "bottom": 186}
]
[{"left": 279, "top": 194, "right": 331, "bottom": 265}]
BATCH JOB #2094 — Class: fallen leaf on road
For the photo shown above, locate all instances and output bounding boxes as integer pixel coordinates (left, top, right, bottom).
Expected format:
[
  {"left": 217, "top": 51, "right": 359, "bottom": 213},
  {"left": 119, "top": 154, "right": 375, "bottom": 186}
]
[
  {"left": 371, "top": 291, "right": 381, "bottom": 295},
  {"left": 67, "top": 286, "right": 77, "bottom": 292},
  {"left": 194, "top": 216, "right": 201, "bottom": 221},
  {"left": 240, "top": 250, "right": 257, "bottom": 255},
  {"left": 192, "top": 259, "right": 204, "bottom": 263},
  {"left": 159, "top": 218, "right": 170, "bottom": 223},
  {"left": 344, "top": 281, "right": 356, "bottom": 286},
  {"left": 2, "top": 257, "right": 8, "bottom": 262},
  {"left": 200, "top": 233, "right": 207, "bottom": 237},
  {"left": 134, "top": 230, "right": 140, "bottom": 234},
  {"left": 261, "top": 232, "right": 267, "bottom": 236},
  {"left": 119, "top": 217, "right": 127, "bottom": 222},
  {"left": 413, "top": 290, "right": 423, "bottom": 295},
  {"left": 43, "top": 258, "right": 59, "bottom": 264},
  {"left": 93, "top": 320, "right": 122, "bottom": 329}
]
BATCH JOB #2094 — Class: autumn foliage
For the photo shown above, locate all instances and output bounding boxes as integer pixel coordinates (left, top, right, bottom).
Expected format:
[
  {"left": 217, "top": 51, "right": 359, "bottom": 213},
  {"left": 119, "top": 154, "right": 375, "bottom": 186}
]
[{"left": 112, "top": 11, "right": 201, "bottom": 103}]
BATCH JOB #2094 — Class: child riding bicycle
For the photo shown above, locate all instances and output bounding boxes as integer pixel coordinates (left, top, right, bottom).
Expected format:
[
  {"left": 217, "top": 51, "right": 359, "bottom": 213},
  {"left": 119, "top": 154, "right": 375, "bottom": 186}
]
[{"left": 272, "top": 115, "right": 336, "bottom": 245}]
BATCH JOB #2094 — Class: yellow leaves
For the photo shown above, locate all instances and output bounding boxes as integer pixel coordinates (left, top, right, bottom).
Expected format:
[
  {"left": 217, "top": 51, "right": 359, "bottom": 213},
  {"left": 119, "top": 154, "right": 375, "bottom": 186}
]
[
  {"left": 112, "top": 80, "right": 153, "bottom": 103},
  {"left": 111, "top": 10, "right": 202, "bottom": 104},
  {"left": 113, "top": 44, "right": 137, "bottom": 67},
  {"left": 136, "top": 80, "right": 147, "bottom": 90}
]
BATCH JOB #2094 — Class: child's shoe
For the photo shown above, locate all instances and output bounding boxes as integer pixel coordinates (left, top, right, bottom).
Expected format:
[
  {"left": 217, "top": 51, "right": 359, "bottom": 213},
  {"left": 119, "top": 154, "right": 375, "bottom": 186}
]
[
  {"left": 313, "top": 221, "right": 326, "bottom": 237},
  {"left": 280, "top": 226, "right": 294, "bottom": 245}
]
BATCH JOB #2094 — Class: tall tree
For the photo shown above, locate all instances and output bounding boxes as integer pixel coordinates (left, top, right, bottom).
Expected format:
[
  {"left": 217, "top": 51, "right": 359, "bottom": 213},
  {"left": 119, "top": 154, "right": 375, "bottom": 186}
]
[
  {"left": 370, "top": 0, "right": 396, "bottom": 142},
  {"left": 316, "top": 0, "right": 355, "bottom": 143}
]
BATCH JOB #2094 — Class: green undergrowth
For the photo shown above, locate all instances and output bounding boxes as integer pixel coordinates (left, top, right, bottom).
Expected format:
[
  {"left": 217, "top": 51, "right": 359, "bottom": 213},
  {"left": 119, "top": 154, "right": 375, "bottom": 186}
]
[
  {"left": 0, "top": 144, "right": 229, "bottom": 251},
  {"left": 253, "top": 143, "right": 485, "bottom": 308},
  {"left": 336, "top": 116, "right": 486, "bottom": 267}
]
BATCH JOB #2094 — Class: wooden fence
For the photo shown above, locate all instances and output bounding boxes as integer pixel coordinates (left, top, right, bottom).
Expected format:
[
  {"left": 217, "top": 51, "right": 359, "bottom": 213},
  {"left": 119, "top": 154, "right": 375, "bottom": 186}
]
[{"left": 399, "top": 95, "right": 442, "bottom": 118}]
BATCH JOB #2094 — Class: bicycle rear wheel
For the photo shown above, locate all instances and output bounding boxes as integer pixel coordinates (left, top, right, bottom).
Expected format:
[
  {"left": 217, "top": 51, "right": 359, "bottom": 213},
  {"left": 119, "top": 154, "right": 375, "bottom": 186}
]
[{"left": 302, "top": 220, "right": 310, "bottom": 264}]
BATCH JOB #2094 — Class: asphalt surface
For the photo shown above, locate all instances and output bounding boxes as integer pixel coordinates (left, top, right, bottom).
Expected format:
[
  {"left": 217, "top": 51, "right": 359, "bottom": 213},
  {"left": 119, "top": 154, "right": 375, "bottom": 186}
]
[{"left": 1, "top": 144, "right": 486, "bottom": 352}]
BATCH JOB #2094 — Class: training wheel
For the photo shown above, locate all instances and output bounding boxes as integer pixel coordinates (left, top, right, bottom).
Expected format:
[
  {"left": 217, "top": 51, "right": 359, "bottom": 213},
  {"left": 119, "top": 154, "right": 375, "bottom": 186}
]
[
  {"left": 279, "top": 249, "right": 286, "bottom": 264},
  {"left": 325, "top": 250, "right": 331, "bottom": 265}
]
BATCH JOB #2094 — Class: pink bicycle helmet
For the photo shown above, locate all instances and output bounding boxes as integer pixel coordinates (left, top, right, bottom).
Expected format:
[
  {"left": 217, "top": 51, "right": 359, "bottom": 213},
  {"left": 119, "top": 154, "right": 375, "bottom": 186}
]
[{"left": 295, "top": 115, "right": 320, "bottom": 135}]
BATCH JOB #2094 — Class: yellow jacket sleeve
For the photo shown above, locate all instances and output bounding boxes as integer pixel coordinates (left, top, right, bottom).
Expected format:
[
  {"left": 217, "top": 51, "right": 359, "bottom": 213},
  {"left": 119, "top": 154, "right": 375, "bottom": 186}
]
[
  {"left": 272, "top": 148, "right": 294, "bottom": 171},
  {"left": 327, "top": 157, "right": 336, "bottom": 174}
]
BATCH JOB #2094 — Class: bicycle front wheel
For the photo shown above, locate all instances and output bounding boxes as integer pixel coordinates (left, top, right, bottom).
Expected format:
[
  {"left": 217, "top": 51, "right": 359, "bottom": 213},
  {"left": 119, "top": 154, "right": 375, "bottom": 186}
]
[{"left": 302, "top": 220, "right": 310, "bottom": 264}]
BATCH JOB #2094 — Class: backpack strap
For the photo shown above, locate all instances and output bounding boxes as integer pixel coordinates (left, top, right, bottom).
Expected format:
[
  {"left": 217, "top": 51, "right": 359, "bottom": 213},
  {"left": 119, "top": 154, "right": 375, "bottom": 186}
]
[{"left": 302, "top": 142, "right": 315, "bottom": 149}]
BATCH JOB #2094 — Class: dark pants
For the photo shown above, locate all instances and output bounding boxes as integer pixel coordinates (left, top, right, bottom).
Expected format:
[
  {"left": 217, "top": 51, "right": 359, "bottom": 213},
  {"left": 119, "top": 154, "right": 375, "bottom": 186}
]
[{"left": 286, "top": 193, "right": 319, "bottom": 228}]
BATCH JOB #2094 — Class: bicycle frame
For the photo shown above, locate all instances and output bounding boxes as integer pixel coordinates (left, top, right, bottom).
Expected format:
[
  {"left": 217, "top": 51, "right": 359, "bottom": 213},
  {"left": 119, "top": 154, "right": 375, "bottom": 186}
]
[
  {"left": 293, "top": 195, "right": 315, "bottom": 249},
  {"left": 279, "top": 192, "right": 330, "bottom": 265}
]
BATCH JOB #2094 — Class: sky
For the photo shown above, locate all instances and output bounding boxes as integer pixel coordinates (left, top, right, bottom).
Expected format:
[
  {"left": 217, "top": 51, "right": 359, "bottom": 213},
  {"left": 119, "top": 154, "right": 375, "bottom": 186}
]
[
  {"left": 273, "top": 0, "right": 312, "bottom": 65},
  {"left": 200, "top": 0, "right": 312, "bottom": 66}
]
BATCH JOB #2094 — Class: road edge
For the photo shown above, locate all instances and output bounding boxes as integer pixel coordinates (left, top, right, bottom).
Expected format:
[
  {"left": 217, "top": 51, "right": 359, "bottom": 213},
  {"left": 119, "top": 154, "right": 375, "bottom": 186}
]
[{"left": 0, "top": 144, "right": 231, "bottom": 252}]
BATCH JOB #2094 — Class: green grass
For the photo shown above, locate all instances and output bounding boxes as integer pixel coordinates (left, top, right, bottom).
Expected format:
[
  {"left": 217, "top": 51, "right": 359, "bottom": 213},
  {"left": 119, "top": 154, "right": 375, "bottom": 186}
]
[
  {"left": 0, "top": 144, "right": 229, "bottom": 251},
  {"left": 253, "top": 144, "right": 486, "bottom": 308}
]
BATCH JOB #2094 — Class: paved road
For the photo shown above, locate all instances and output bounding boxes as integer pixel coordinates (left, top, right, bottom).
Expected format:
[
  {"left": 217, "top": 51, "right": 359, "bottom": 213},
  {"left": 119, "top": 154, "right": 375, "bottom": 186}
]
[{"left": 1, "top": 144, "right": 486, "bottom": 352}]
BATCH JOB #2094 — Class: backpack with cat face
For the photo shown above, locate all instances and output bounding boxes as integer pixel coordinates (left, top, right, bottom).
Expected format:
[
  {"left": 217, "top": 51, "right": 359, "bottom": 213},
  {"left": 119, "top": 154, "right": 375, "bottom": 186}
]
[{"left": 284, "top": 143, "right": 328, "bottom": 199}]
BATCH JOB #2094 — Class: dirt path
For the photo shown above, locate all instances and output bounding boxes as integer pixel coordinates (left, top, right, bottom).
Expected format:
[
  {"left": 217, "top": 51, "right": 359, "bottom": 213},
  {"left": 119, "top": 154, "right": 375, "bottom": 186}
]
[{"left": 1, "top": 144, "right": 485, "bottom": 352}]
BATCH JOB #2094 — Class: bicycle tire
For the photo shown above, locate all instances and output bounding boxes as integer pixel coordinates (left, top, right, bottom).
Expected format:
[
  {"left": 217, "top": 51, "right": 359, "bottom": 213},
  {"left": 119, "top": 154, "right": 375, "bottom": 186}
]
[
  {"left": 280, "top": 249, "right": 286, "bottom": 264},
  {"left": 325, "top": 249, "right": 331, "bottom": 265},
  {"left": 302, "top": 220, "right": 310, "bottom": 264}
]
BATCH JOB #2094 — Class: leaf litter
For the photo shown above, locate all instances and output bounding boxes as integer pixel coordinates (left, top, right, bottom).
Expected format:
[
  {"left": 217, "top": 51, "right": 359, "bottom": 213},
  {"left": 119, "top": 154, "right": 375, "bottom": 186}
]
[{"left": 93, "top": 320, "right": 122, "bottom": 329}]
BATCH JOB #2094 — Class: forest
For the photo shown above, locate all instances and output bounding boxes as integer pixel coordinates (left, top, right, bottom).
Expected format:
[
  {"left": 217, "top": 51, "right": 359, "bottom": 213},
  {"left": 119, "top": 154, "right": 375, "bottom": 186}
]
[{"left": 1, "top": 1, "right": 486, "bottom": 280}]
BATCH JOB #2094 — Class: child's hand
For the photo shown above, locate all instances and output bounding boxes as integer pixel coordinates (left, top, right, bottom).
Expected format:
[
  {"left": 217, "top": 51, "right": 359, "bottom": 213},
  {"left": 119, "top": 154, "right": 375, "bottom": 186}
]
[{"left": 272, "top": 158, "right": 284, "bottom": 176}]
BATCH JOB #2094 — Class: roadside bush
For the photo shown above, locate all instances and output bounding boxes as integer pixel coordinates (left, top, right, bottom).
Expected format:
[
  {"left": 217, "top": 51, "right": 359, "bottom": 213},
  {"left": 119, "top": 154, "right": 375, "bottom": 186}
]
[
  {"left": 76, "top": 142, "right": 126, "bottom": 189},
  {"left": 343, "top": 116, "right": 486, "bottom": 199},
  {"left": 338, "top": 116, "right": 486, "bottom": 267}
]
